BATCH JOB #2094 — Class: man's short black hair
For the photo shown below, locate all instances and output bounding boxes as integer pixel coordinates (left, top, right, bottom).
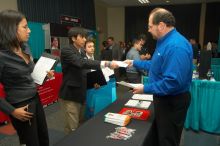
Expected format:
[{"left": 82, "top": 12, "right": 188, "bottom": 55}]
[
  {"left": 138, "top": 34, "right": 147, "bottom": 41},
  {"left": 68, "top": 27, "right": 87, "bottom": 44}
]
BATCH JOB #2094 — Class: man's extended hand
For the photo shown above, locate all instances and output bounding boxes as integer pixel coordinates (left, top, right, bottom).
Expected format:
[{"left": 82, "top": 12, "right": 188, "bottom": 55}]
[
  {"left": 124, "top": 60, "right": 133, "bottom": 67},
  {"left": 132, "top": 85, "right": 144, "bottom": 94}
]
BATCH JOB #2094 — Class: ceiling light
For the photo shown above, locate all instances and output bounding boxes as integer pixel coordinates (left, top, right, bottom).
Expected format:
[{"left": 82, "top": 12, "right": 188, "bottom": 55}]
[{"left": 138, "top": 0, "right": 150, "bottom": 4}]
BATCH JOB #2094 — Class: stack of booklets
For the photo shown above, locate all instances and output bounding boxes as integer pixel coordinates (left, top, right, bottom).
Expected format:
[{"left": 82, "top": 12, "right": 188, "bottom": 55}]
[
  {"left": 104, "top": 112, "right": 131, "bottom": 126},
  {"left": 125, "top": 99, "right": 151, "bottom": 109}
]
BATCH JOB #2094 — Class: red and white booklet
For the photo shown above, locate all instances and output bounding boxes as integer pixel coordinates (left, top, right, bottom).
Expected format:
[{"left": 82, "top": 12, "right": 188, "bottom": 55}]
[{"left": 119, "top": 107, "right": 150, "bottom": 120}]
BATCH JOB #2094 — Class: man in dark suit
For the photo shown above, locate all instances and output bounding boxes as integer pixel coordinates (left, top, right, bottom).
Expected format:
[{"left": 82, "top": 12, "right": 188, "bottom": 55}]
[{"left": 59, "top": 27, "right": 115, "bottom": 134}]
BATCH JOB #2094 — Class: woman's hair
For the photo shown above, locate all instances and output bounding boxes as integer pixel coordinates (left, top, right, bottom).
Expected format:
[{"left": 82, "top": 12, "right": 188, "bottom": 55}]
[{"left": 0, "top": 10, "right": 25, "bottom": 51}]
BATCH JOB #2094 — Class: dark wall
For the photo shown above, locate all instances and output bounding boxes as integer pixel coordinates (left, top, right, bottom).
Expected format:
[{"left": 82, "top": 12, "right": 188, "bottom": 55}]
[
  {"left": 125, "top": 4, "right": 201, "bottom": 52},
  {"left": 17, "top": 0, "right": 96, "bottom": 30},
  {"left": 204, "top": 2, "right": 220, "bottom": 45}
]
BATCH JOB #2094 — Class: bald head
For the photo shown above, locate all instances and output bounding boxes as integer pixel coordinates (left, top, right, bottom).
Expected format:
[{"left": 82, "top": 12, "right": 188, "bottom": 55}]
[{"left": 149, "top": 8, "right": 175, "bottom": 27}]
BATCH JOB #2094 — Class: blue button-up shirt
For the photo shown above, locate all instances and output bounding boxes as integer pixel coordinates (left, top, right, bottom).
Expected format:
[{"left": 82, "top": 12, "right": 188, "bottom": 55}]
[{"left": 133, "top": 28, "right": 193, "bottom": 96}]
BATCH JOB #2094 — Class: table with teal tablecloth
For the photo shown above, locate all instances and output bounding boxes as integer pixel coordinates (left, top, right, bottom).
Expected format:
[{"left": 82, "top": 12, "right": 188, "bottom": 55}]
[
  {"left": 211, "top": 58, "right": 220, "bottom": 81},
  {"left": 211, "top": 65, "right": 220, "bottom": 81},
  {"left": 185, "top": 80, "right": 220, "bottom": 134},
  {"left": 143, "top": 76, "right": 220, "bottom": 134}
]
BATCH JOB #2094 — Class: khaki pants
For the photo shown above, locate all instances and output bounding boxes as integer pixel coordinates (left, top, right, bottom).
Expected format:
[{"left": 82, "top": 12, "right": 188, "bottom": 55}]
[{"left": 60, "top": 99, "right": 85, "bottom": 134}]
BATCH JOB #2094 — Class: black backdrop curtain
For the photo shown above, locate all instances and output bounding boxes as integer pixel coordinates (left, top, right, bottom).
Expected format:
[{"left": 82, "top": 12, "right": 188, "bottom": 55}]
[
  {"left": 204, "top": 2, "right": 220, "bottom": 45},
  {"left": 125, "top": 4, "right": 201, "bottom": 52},
  {"left": 17, "top": 0, "right": 96, "bottom": 30}
]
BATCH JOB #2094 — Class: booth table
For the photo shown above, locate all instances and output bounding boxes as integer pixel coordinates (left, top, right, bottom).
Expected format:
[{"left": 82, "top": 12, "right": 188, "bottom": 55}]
[
  {"left": 55, "top": 92, "right": 154, "bottom": 146},
  {"left": 185, "top": 80, "right": 220, "bottom": 134},
  {"left": 143, "top": 76, "right": 220, "bottom": 134},
  {"left": 211, "top": 65, "right": 220, "bottom": 81},
  {"left": 211, "top": 58, "right": 220, "bottom": 81}
]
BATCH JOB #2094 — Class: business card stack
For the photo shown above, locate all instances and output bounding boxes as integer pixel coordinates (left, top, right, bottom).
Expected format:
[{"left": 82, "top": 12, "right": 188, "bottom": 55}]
[{"left": 104, "top": 112, "right": 131, "bottom": 126}]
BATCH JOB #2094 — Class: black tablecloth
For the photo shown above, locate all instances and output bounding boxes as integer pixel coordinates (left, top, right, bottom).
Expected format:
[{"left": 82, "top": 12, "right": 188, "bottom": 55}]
[{"left": 54, "top": 92, "right": 154, "bottom": 146}]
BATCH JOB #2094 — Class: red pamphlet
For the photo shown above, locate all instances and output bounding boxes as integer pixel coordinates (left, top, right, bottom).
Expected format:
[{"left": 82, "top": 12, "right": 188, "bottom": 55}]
[{"left": 119, "top": 107, "right": 150, "bottom": 120}]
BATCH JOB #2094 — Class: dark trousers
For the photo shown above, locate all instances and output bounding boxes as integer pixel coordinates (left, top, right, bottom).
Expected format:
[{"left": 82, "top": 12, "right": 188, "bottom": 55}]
[
  {"left": 10, "top": 94, "right": 49, "bottom": 146},
  {"left": 144, "top": 92, "right": 191, "bottom": 146}
]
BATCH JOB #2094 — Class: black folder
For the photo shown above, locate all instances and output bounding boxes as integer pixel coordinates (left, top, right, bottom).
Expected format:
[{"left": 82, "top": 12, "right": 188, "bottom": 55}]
[{"left": 87, "top": 70, "right": 107, "bottom": 89}]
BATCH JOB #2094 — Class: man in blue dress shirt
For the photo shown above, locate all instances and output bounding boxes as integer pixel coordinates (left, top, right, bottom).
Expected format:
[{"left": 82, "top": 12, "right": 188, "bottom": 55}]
[{"left": 125, "top": 8, "right": 193, "bottom": 146}]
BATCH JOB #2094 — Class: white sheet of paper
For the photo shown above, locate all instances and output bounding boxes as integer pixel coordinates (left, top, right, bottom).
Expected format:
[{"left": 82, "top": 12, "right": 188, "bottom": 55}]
[
  {"left": 101, "top": 67, "right": 114, "bottom": 82},
  {"left": 125, "top": 99, "right": 151, "bottom": 109},
  {"left": 139, "top": 101, "right": 151, "bottom": 109},
  {"left": 132, "top": 94, "right": 153, "bottom": 101},
  {"left": 115, "top": 61, "right": 128, "bottom": 68},
  {"left": 31, "top": 56, "right": 56, "bottom": 85},
  {"left": 117, "top": 81, "right": 143, "bottom": 88}
]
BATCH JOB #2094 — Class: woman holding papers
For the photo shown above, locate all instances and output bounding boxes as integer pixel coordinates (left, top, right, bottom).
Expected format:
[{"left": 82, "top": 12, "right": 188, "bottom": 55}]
[{"left": 0, "top": 10, "right": 51, "bottom": 146}]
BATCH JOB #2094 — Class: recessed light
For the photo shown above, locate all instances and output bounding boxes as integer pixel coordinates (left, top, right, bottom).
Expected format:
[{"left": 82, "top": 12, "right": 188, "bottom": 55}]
[{"left": 138, "top": 0, "right": 150, "bottom": 4}]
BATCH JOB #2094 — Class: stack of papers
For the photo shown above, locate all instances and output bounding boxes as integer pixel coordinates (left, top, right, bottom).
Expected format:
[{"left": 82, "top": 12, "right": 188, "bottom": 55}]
[
  {"left": 114, "top": 61, "right": 128, "bottom": 68},
  {"left": 117, "top": 81, "right": 143, "bottom": 89},
  {"left": 104, "top": 112, "right": 131, "bottom": 126},
  {"left": 131, "top": 94, "right": 153, "bottom": 101},
  {"left": 125, "top": 99, "right": 151, "bottom": 109}
]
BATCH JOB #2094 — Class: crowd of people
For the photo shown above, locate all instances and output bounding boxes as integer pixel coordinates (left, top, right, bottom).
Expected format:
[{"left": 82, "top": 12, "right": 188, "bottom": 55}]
[{"left": 0, "top": 7, "right": 197, "bottom": 146}]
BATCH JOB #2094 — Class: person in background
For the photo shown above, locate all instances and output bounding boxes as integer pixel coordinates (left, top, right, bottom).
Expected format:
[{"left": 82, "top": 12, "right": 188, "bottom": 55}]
[
  {"left": 189, "top": 38, "right": 199, "bottom": 64},
  {"left": 138, "top": 34, "right": 152, "bottom": 60},
  {"left": 107, "top": 36, "right": 122, "bottom": 81},
  {"left": 100, "top": 40, "right": 112, "bottom": 61},
  {"left": 51, "top": 37, "right": 60, "bottom": 57},
  {"left": 119, "top": 41, "right": 127, "bottom": 78},
  {"left": 59, "top": 27, "right": 117, "bottom": 134},
  {"left": 85, "top": 38, "right": 101, "bottom": 89},
  {"left": 85, "top": 38, "right": 95, "bottom": 60},
  {"left": 126, "top": 39, "right": 142, "bottom": 83},
  {"left": 51, "top": 37, "right": 59, "bottom": 50},
  {"left": 124, "top": 8, "right": 192, "bottom": 146},
  {"left": 0, "top": 10, "right": 54, "bottom": 146}
]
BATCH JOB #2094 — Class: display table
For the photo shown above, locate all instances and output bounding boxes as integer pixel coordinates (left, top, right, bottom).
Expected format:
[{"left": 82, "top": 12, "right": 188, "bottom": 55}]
[
  {"left": 185, "top": 80, "right": 220, "bottom": 134},
  {"left": 211, "top": 58, "right": 220, "bottom": 65},
  {"left": 211, "top": 65, "right": 220, "bottom": 81},
  {"left": 142, "top": 76, "right": 220, "bottom": 134},
  {"left": 211, "top": 58, "right": 220, "bottom": 81},
  {"left": 54, "top": 92, "right": 154, "bottom": 146}
]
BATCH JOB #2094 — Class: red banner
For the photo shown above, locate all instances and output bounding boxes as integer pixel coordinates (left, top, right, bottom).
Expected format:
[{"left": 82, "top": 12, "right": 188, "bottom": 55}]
[
  {"left": 37, "top": 73, "right": 62, "bottom": 106},
  {"left": 0, "top": 83, "right": 10, "bottom": 123}
]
